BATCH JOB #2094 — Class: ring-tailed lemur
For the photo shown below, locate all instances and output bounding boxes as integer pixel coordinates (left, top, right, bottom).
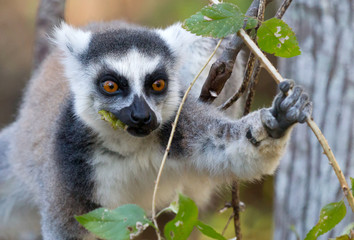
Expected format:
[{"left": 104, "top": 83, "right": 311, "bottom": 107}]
[{"left": 0, "top": 21, "right": 312, "bottom": 240}]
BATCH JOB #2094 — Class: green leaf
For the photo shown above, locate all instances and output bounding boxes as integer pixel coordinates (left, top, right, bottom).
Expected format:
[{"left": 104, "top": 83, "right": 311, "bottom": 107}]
[
  {"left": 196, "top": 220, "right": 226, "bottom": 240},
  {"left": 304, "top": 201, "right": 347, "bottom": 240},
  {"left": 75, "top": 204, "right": 153, "bottom": 240},
  {"left": 350, "top": 177, "right": 354, "bottom": 196},
  {"left": 257, "top": 18, "right": 301, "bottom": 58},
  {"left": 98, "top": 110, "right": 126, "bottom": 130},
  {"left": 329, "top": 235, "right": 351, "bottom": 240},
  {"left": 164, "top": 194, "right": 199, "bottom": 240},
  {"left": 183, "top": 3, "right": 245, "bottom": 38},
  {"left": 245, "top": 17, "right": 258, "bottom": 30}
]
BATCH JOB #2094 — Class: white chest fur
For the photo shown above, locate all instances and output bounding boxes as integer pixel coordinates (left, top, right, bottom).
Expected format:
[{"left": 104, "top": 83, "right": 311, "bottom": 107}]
[
  {"left": 91, "top": 135, "right": 184, "bottom": 212},
  {"left": 91, "top": 132, "right": 219, "bottom": 213}
]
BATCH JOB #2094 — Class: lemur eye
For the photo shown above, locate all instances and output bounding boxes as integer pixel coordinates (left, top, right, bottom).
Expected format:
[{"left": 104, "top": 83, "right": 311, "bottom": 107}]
[
  {"left": 102, "top": 80, "right": 119, "bottom": 93},
  {"left": 152, "top": 80, "right": 165, "bottom": 92}
]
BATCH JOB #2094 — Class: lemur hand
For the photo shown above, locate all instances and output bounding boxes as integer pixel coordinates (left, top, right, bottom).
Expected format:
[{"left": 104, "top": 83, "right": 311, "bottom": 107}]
[{"left": 260, "top": 80, "right": 312, "bottom": 139}]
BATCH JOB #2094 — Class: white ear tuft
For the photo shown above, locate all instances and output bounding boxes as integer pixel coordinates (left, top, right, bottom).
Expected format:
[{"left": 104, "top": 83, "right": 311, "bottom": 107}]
[
  {"left": 52, "top": 22, "right": 92, "bottom": 57},
  {"left": 157, "top": 23, "right": 199, "bottom": 59}
]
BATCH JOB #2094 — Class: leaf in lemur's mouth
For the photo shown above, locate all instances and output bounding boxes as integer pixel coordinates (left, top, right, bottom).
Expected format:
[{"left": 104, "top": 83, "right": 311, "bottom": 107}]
[{"left": 98, "top": 110, "right": 127, "bottom": 130}]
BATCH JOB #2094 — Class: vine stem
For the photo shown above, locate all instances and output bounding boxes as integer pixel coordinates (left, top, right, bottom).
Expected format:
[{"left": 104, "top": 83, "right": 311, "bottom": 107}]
[
  {"left": 238, "top": 28, "right": 354, "bottom": 212},
  {"left": 151, "top": 39, "right": 224, "bottom": 239}
]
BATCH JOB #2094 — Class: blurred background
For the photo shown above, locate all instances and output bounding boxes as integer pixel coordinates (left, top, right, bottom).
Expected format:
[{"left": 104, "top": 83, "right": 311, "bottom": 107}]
[{"left": 0, "top": 0, "right": 280, "bottom": 239}]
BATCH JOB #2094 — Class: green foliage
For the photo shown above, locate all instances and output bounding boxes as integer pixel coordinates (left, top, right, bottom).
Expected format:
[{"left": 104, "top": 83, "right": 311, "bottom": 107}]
[
  {"left": 183, "top": 3, "right": 245, "bottom": 38},
  {"left": 329, "top": 235, "right": 351, "bottom": 240},
  {"left": 76, "top": 194, "right": 225, "bottom": 240},
  {"left": 304, "top": 201, "right": 347, "bottom": 240},
  {"left": 164, "top": 194, "right": 225, "bottom": 240},
  {"left": 328, "top": 222, "right": 354, "bottom": 240},
  {"left": 350, "top": 177, "right": 354, "bottom": 196},
  {"left": 183, "top": 3, "right": 300, "bottom": 58},
  {"left": 245, "top": 17, "right": 258, "bottom": 30},
  {"left": 195, "top": 220, "right": 226, "bottom": 240},
  {"left": 98, "top": 110, "right": 126, "bottom": 130},
  {"left": 164, "top": 194, "right": 199, "bottom": 240},
  {"left": 75, "top": 204, "right": 153, "bottom": 240},
  {"left": 257, "top": 18, "right": 301, "bottom": 58}
]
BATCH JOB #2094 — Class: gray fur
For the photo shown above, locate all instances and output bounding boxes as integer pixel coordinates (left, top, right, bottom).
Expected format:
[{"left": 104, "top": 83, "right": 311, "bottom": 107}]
[
  {"left": 80, "top": 29, "right": 174, "bottom": 65},
  {"left": 0, "top": 125, "right": 41, "bottom": 240},
  {"left": 0, "top": 21, "right": 312, "bottom": 239}
]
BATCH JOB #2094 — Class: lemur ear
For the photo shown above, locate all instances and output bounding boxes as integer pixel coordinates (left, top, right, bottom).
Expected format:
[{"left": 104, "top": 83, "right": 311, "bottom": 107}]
[
  {"left": 157, "top": 23, "right": 199, "bottom": 61},
  {"left": 52, "top": 22, "right": 92, "bottom": 57}
]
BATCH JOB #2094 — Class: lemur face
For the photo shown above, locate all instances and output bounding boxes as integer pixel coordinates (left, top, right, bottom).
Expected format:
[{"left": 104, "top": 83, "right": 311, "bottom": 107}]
[{"left": 54, "top": 23, "right": 182, "bottom": 137}]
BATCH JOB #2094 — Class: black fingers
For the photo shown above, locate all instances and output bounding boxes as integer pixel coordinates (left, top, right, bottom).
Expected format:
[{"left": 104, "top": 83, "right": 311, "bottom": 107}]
[
  {"left": 265, "top": 80, "right": 313, "bottom": 139},
  {"left": 280, "top": 86, "right": 303, "bottom": 112},
  {"left": 298, "top": 102, "right": 313, "bottom": 123},
  {"left": 286, "top": 92, "right": 308, "bottom": 120},
  {"left": 272, "top": 80, "right": 295, "bottom": 116},
  {"left": 279, "top": 79, "right": 295, "bottom": 94}
]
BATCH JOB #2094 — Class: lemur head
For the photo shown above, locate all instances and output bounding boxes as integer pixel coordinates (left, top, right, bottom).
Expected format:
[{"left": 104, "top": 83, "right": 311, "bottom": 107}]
[{"left": 53, "top": 22, "right": 194, "bottom": 137}]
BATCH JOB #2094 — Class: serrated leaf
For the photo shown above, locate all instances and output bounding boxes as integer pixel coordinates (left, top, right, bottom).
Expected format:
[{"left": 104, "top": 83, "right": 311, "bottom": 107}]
[
  {"left": 245, "top": 17, "right": 258, "bottom": 30},
  {"left": 257, "top": 18, "right": 301, "bottom": 58},
  {"left": 183, "top": 3, "right": 245, "bottom": 38},
  {"left": 196, "top": 220, "right": 226, "bottom": 240},
  {"left": 164, "top": 194, "right": 199, "bottom": 240},
  {"left": 304, "top": 201, "right": 347, "bottom": 240},
  {"left": 75, "top": 204, "right": 153, "bottom": 240},
  {"left": 98, "top": 110, "right": 126, "bottom": 130},
  {"left": 350, "top": 177, "right": 354, "bottom": 196}
]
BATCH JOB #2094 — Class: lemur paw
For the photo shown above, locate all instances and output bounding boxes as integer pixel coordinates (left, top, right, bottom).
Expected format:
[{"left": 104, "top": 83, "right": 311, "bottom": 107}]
[{"left": 261, "top": 80, "right": 312, "bottom": 138}]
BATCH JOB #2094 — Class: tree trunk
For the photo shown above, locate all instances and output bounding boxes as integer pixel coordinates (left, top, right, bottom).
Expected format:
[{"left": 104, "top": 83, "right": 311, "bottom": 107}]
[{"left": 274, "top": 0, "right": 354, "bottom": 239}]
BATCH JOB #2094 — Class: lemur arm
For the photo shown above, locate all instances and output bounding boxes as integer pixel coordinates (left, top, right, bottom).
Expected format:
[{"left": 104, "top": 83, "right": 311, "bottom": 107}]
[{"left": 160, "top": 80, "right": 312, "bottom": 180}]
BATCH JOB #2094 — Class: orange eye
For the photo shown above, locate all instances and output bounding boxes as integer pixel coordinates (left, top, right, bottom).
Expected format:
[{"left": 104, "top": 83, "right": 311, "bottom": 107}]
[
  {"left": 102, "top": 80, "right": 119, "bottom": 93},
  {"left": 152, "top": 79, "right": 165, "bottom": 92}
]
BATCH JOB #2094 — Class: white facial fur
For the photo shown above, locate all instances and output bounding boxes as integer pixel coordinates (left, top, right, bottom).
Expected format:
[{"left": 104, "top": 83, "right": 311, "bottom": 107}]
[
  {"left": 53, "top": 23, "right": 182, "bottom": 141},
  {"left": 157, "top": 22, "right": 201, "bottom": 66}
]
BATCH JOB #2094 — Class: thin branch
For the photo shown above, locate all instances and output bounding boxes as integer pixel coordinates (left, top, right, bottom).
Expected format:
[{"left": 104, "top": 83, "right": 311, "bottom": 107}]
[
  {"left": 33, "top": 0, "right": 66, "bottom": 71},
  {"left": 238, "top": 28, "right": 354, "bottom": 212},
  {"left": 275, "top": 0, "right": 293, "bottom": 19},
  {"left": 221, "top": 212, "right": 234, "bottom": 236},
  {"left": 257, "top": 0, "right": 267, "bottom": 26},
  {"left": 242, "top": 0, "right": 267, "bottom": 115},
  {"left": 229, "top": 2, "right": 267, "bottom": 238},
  {"left": 243, "top": 61, "right": 261, "bottom": 115},
  {"left": 243, "top": 0, "right": 292, "bottom": 114},
  {"left": 151, "top": 39, "right": 224, "bottom": 239},
  {"left": 219, "top": 53, "right": 255, "bottom": 110},
  {"left": 231, "top": 182, "right": 242, "bottom": 239}
]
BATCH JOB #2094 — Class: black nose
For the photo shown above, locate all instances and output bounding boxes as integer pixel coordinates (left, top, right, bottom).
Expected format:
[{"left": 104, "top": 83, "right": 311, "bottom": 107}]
[
  {"left": 111, "top": 95, "right": 159, "bottom": 135},
  {"left": 130, "top": 111, "right": 152, "bottom": 125}
]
